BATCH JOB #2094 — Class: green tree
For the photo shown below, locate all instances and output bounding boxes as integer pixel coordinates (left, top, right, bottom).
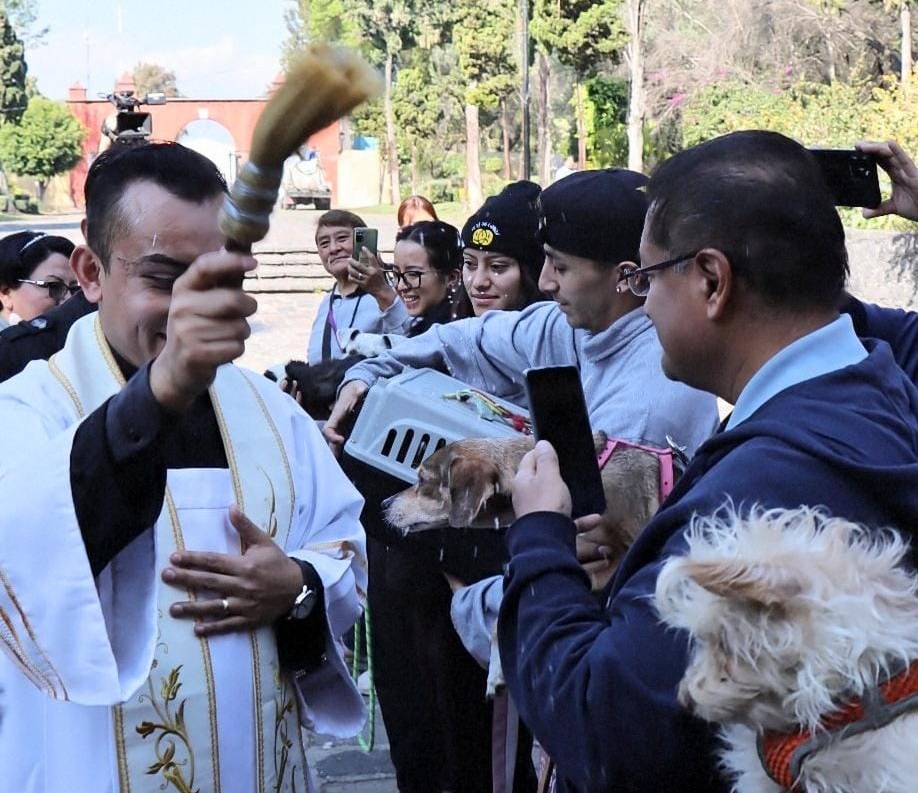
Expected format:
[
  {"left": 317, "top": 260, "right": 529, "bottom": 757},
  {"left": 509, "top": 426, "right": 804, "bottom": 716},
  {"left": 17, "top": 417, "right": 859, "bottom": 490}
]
[
  {"left": 532, "top": 0, "right": 627, "bottom": 167},
  {"left": 132, "top": 62, "right": 182, "bottom": 98},
  {"left": 0, "top": 96, "right": 85, "bottom": 201},
  {"left": 350, "top": 0, "right": 420, "bottom": 203},
  {"left": 584, "top": 75, "right": 629, "bottom": 167},
  {"left": 392, "top": 62, "right": 443, "bottom": 192},
  {"left": 0, "top": 12, "right": 27, "bottom": 125},
  {"left": 281, "top": 0, "right": 361, "bottom": 67},
  {"left": 0, "top": 0, "right": 45, "bottom": 46},
  {"left": 454, "top": 0, "right": 517, "bottom": 207}
]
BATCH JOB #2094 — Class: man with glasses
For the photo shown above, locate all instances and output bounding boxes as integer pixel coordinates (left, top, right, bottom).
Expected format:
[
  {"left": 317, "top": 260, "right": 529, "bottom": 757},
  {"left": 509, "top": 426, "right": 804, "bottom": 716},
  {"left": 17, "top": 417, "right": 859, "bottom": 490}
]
[
  {"left": 0, "top": 142, "right": 368, "bottom": 792},
  {"left": 499, "top": 131, "right": 917, "bottom": 792}
]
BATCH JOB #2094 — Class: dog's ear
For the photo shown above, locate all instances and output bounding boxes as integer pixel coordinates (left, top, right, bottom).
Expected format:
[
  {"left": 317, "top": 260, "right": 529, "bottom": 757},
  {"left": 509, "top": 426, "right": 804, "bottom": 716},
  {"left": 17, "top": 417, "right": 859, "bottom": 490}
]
[
  {"left": 683, "top": 559, "right": 804, "bottom": 606},
  {"left": 448, "top": 457, "right": 498, "bottom": 527}
]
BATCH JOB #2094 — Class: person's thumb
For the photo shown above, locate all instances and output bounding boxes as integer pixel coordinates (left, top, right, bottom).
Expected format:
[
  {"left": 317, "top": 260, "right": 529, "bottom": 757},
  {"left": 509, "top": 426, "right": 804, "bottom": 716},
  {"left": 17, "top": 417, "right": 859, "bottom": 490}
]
[
  {"left": 229, "top": 505, "right": 271, "bottom": 546},
  {"left": 533, "top": 439, "right": 560, "bottom": 471}
]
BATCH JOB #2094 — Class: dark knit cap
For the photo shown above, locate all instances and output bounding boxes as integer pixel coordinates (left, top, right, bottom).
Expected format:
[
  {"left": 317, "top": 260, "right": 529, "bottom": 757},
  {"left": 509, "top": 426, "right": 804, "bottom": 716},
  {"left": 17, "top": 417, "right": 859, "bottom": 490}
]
[
  {"left": 461, "top": 180, "right": 544, "bottom": 283},
  {"left": 539, "top": 168, "right": 649, "bottom": 265}
]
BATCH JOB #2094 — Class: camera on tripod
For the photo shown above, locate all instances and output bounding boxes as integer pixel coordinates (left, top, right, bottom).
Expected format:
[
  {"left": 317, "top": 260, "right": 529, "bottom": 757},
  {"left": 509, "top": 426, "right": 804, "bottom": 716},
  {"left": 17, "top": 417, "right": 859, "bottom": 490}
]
[{"left": 100, "top": 90, "right": 167, "bottom": 145}]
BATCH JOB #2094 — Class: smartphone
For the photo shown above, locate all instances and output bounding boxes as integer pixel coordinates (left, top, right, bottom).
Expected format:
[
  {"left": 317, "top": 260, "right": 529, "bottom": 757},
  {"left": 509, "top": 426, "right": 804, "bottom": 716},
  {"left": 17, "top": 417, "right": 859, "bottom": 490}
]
[
  {"left": 809, "top": 148, "right": 881, "bottom": 208},
  {"left": 352, "top": 227, "right": 379, "bottom": 260},
  {"left": 524, "top": 366, "right": 607, "bottom": 519}
]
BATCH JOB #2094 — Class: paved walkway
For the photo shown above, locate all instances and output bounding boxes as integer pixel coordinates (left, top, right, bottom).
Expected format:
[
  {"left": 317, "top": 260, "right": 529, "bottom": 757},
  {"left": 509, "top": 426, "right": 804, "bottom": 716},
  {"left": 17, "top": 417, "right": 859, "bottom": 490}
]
[{"left": 307, "top": 698, "right": 399, "bottom": 791}]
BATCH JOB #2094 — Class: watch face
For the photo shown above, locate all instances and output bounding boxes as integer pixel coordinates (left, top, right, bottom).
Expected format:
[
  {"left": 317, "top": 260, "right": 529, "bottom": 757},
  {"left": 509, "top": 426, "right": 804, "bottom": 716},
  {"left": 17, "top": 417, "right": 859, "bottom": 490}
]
[{"left": 291, "top": 588, "right": 317, "bottom": 620}]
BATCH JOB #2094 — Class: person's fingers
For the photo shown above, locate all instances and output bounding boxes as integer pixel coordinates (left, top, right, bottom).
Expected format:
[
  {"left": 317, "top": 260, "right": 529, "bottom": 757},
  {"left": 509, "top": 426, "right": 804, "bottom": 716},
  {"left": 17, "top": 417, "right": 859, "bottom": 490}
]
[
  {"left": 194, "top": 615, "right": 252, "bottom": 637},
  {"left": 163, "top": 567, "right": 239, "bottom": 595},
  {"left": 165, "top": 547, "right": 238, "bottom": 575},
  {"left": 179, "top": 252, "right": 257, "bottom": 291},
  {"left": 573, "top": 513, "right": 604, "bottom": 533},
  {"left": 169, "top": 594, "right": 246, "bottom": 620}
]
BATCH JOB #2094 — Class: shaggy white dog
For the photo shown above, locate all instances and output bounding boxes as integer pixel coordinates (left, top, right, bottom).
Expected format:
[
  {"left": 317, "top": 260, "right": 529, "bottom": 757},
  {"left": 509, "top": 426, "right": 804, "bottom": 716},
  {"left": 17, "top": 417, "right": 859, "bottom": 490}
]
[{"left": 655, "top": 505, "right": 918, "bottom": 793}]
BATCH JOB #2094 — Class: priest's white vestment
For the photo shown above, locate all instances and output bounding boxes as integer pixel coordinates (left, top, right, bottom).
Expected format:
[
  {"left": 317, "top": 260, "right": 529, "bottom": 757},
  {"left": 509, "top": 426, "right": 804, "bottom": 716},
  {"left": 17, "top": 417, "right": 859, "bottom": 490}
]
[{"left": 0, "top": 314, "right": 368, "bottom": 792}]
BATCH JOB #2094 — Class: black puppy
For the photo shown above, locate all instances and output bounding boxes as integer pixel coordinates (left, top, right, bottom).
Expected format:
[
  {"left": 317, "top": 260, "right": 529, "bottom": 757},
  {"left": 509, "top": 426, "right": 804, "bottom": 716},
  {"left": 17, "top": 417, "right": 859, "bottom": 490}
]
[{"left": 265, "top": 355, "right": 366, "bottom": 421}]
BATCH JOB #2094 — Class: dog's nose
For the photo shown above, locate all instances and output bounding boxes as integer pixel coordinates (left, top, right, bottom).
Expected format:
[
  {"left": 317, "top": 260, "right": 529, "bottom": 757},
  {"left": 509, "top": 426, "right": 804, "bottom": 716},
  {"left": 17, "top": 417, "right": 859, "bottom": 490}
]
[{"left": 381, "top": 495, "right": 395, "bottom": 509}]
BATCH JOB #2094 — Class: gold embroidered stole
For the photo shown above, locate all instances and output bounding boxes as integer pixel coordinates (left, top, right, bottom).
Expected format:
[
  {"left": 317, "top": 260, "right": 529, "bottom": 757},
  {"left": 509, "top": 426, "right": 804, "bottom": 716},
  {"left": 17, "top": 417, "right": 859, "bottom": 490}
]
[{"left": 49, "top": 315, "right": 308, "bottom": 793}]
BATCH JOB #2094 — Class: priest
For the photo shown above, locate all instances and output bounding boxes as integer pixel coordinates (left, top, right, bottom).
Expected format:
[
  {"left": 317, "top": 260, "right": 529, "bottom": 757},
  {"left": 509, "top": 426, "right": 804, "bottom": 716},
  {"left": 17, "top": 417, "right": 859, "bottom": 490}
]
[{"left": 0, "top": 142, "right": 367, "bottom": 792}]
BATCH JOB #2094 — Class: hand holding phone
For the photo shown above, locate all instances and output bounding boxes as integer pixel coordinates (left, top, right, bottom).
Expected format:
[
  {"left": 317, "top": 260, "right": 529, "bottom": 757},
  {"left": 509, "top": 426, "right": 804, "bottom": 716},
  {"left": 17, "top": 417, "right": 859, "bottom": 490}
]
[{"left": 524, "top": 366, "right": 606, "bottom": 519}]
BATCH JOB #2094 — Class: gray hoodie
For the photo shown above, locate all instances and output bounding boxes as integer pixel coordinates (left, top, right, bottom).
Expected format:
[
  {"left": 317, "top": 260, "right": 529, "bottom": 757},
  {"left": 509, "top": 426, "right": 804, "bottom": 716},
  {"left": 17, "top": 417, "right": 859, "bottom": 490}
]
[{"left": 343, "top": 301, "right": 719, "bottom": 454}]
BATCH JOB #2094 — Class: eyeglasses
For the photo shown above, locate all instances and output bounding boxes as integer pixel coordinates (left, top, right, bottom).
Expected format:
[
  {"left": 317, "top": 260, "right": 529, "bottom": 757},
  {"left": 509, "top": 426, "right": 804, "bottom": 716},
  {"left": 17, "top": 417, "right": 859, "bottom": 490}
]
[
  {"left": 617, "top": 251, "right": 699, "bottom": 297},
  {"left": 385, "top": 269, "right": 425, "bottom": 289},
  {"left": 16, "top": 279, "right": 81, "bottom": 302}
]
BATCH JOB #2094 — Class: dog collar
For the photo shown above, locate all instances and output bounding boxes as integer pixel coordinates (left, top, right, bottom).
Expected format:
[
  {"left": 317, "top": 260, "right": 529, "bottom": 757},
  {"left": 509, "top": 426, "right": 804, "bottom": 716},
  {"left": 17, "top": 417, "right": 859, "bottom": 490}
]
[
  {"left": 595, "top": 438, "right": 676, "bottom": 499},
  {"left": 758, "top": 659, "right": 918, "bottom": 791}
]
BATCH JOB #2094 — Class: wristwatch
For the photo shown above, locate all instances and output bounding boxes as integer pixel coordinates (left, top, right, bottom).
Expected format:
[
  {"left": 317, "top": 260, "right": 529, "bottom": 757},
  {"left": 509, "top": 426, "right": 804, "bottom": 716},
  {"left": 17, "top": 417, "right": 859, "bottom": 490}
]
[{"left": 289, "top": 583, "right": 318, "bottom": 620}]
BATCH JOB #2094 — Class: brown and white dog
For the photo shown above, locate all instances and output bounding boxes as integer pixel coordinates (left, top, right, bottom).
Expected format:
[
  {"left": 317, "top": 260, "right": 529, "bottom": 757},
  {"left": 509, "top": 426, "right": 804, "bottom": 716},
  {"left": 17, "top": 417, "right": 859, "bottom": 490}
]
[{"left": 383, "top": 431, "right": 675, "bottom": 574}]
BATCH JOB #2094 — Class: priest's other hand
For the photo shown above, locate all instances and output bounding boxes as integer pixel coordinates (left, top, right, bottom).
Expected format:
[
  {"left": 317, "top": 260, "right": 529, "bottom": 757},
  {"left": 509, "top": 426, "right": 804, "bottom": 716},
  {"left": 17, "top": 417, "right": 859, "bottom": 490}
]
[
  {"left": 150, "top": 250, "right": 258, "bottom": 414},
  {"left": 162, "top": 505, "right": 304, "bottom": 637}
]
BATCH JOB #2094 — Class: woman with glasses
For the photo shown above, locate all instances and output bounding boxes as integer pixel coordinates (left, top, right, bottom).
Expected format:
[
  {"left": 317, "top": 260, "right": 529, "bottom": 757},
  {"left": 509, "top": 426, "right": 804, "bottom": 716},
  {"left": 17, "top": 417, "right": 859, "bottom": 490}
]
[
  {"left": 0, "top": 231, "right": 77, "bottom": 329},
  {"left": 387, "top": 220, "right": 467, "bottom": 336}
]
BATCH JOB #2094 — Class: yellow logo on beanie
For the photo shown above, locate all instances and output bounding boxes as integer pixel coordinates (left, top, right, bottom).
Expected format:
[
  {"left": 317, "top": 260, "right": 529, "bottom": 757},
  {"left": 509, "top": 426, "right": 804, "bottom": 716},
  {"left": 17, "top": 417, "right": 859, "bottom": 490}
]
[{"left": 471, "top": 227, "right": 495, "bottom": 246}]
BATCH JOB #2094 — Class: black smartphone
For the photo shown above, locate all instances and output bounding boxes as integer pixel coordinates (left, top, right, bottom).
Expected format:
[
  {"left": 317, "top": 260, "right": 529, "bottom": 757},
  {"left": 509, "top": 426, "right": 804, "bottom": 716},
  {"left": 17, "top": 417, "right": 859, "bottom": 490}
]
[
  {"left": 809, "top": 148, "right": 881, "bottom": 208},
  {"left": 353, "top": 227, "right": 379, "bottom": 259},
  {"left": 524, "top": 366, "right": 607, "bottom": 519}
]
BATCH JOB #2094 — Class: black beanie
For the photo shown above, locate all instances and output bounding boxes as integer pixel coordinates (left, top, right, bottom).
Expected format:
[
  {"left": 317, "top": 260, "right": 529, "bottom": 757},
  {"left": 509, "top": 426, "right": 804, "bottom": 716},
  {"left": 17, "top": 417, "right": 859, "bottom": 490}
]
[
  {"left": 539, "top": 168, "right": 649, "bottom": 265},
  {"left": 461, "top": 180, "right": 544, "bottom": 283}
]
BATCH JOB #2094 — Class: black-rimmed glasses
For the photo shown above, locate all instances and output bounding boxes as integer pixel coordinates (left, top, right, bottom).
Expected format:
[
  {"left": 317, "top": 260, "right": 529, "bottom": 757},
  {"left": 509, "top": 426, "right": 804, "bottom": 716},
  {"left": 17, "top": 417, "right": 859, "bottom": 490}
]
[
  {"left": 16, "top": 279, "right": 81, "bottom": 302},
  {"left": 617, "top": 251, "right": 699, "bottom": 297},
  {"left": 385, "top": 269, "right": 425, "bottom": 289}
]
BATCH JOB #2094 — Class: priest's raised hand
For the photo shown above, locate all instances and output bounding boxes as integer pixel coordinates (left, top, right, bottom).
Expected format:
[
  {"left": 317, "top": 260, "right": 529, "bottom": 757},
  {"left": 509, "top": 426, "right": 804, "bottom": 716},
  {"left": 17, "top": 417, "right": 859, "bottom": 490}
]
[{"left": 149, "top": 249, "right": 258, "bottom": 414}]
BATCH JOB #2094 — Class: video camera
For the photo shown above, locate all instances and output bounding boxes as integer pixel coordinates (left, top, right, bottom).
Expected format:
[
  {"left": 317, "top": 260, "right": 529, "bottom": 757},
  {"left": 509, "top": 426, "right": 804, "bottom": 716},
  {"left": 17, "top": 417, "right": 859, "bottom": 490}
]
[{"left": 100, "top": 90, "right": 167, "bottom": 146}]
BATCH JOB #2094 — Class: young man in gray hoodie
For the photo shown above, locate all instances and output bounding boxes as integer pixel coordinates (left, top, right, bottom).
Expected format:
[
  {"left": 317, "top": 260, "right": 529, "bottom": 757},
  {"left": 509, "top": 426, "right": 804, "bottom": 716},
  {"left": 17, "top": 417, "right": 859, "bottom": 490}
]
[{"left": 325, "top": 168, "right": 719, "bottom": 458}]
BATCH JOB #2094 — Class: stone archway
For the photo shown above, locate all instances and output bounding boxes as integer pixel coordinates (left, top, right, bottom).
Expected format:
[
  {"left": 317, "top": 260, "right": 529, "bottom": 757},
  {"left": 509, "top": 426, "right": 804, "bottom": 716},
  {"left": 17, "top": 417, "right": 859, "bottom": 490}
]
[{"left": 176, "top": 119, "right": 238, "bottom": 184}]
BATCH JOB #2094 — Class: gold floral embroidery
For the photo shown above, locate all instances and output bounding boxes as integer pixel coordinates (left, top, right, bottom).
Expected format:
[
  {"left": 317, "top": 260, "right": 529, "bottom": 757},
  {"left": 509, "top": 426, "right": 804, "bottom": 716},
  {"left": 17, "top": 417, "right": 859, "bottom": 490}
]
[
  {"left": 272, "top": 665, "right": 298, "bottom": 793},
  {"left": 136, "top": 663, "right": 199, "bottom": 793}
]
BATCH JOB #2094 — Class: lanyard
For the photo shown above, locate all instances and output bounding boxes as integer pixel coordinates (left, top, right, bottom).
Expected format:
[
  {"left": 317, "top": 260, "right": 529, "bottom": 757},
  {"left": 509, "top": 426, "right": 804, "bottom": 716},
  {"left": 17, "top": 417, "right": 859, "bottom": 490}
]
[{"left": 321, "top": 287, "right": 365, "bottom": 360}]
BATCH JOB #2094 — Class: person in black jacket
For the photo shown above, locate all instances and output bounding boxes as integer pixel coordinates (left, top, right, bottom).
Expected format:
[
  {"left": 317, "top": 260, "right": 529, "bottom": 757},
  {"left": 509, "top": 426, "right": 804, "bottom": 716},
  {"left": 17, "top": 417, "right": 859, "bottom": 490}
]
[{"left": 0, "top": 288, "right": 96, "bottom": 382}]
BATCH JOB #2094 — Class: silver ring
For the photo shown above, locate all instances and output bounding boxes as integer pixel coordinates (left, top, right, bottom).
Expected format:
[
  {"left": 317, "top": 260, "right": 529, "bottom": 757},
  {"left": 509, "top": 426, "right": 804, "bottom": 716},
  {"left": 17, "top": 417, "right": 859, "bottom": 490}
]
[{"left": 220, "top": 598, "right": 230, "bottom": 614}]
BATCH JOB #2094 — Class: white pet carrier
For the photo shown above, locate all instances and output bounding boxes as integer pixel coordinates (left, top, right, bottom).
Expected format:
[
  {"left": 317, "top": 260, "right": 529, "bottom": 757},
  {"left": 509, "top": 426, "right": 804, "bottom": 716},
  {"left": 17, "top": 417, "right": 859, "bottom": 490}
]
[{"left": 343, "top": 368, "right": 531, "bottom": 484}]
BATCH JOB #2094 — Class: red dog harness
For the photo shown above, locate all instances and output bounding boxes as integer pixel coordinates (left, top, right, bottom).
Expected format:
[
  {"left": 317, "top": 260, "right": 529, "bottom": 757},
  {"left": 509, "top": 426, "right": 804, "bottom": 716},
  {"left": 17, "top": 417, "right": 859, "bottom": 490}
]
[
  {"left": 758, "top": 660, "right": 918, "bottom": 791},
  {"left": 595, "top": 437, "right": 678, "bottom": 500}
]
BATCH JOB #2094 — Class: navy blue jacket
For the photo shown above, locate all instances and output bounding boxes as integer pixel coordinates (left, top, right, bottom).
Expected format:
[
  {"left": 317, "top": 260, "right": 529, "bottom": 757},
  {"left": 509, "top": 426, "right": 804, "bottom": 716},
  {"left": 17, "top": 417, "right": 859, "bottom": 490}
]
[
  {"left": 843, "top": 296, "right": 917, "bottom": 383},
  {"left": 498, "top": 341, "right": 918, "bottom": 792}
]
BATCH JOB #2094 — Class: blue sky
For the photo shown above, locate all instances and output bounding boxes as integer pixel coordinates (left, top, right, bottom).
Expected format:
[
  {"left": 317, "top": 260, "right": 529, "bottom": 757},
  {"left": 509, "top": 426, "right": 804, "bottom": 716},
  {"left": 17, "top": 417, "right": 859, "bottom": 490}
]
[{"left": 26, "top": 0, "right": 292, "bottom": 100}]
